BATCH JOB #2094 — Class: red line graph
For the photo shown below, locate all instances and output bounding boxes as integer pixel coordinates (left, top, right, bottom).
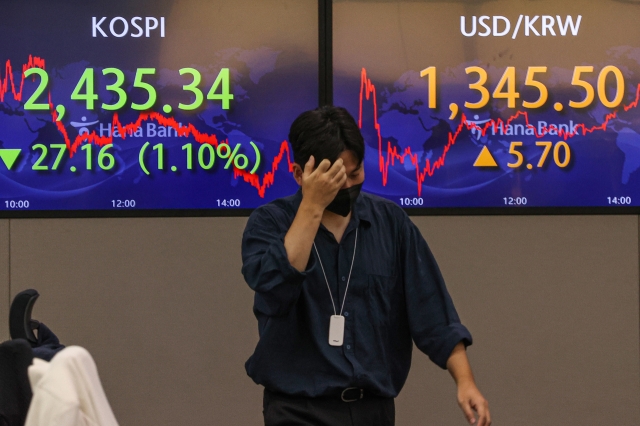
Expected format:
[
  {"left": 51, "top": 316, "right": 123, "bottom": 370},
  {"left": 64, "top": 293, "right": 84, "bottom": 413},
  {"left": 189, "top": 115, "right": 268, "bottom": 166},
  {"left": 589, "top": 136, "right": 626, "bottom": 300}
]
[
  {"left": 4, "top": 56, "right": 640, "bottom": 199},
  {"left": 358, "top": 67, "right": 640, "bottom": 196},
  {"left": 1, "top": 56, "right": 294, "bottom": 198},
  {"left": 0, "top": 55, "right": 46, "bottom": 102}
]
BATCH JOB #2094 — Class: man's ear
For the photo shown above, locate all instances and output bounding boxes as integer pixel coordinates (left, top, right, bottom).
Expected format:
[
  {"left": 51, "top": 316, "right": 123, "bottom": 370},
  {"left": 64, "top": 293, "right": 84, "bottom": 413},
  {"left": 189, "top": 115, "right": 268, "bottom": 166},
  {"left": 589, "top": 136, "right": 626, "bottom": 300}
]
[{"left": 292, "top": 163, "right": 304, "bottom": 186}]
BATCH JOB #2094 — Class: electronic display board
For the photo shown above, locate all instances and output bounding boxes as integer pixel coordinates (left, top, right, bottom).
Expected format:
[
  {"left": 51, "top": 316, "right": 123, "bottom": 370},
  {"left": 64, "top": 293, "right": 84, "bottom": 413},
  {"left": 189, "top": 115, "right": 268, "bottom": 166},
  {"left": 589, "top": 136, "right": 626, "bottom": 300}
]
[
  {"left": 333, "top": 0, "right": 640, "bottom": 210},
  {"left": 0, "top": 0, "right": 318, "bottom": 215}
]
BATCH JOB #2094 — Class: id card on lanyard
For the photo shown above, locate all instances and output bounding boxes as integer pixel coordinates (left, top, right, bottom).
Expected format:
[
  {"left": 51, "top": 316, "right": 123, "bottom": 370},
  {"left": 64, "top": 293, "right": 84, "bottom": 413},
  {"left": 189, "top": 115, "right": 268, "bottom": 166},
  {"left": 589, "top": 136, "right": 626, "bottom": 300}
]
[
  {"left": 313, "top": 228, "right": 358, "bottom": 347},
  {"left": 329, "top": 315, "right": 345, "bottom": 346}
]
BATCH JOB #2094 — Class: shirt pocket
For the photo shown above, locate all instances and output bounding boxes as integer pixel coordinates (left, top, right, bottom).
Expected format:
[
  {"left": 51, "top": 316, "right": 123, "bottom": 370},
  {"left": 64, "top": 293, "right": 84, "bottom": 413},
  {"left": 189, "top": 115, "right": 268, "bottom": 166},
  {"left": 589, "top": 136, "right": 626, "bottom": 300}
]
[{"left": 367, "top": 274, "right": 397, "bottom": 319}]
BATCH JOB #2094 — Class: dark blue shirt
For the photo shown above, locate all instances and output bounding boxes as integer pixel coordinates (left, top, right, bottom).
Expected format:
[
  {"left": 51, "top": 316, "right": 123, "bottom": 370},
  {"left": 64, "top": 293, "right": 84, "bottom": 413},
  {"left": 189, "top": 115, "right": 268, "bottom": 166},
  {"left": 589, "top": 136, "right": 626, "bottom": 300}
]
[{"left": 241, "top": 190, "right": 472, "bottom": 398}]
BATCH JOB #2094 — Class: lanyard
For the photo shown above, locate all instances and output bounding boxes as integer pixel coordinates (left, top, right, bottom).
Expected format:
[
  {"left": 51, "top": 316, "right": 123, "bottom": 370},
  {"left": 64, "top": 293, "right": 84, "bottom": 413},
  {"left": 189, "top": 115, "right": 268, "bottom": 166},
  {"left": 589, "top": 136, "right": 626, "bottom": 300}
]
[{"left": 313, "top": 228, "right": 358, "bottom": 316}]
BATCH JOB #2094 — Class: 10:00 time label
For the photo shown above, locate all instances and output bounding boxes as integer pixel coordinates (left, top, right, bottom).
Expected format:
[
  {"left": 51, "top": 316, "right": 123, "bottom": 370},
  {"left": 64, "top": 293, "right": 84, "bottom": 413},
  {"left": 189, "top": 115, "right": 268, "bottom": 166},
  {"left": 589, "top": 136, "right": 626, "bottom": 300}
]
[
  {"left": 4, "top": 200, "right": 30, "bottom": 209},
  {"left": 399, "top": 198, "right": 424, "bottom": 206}
]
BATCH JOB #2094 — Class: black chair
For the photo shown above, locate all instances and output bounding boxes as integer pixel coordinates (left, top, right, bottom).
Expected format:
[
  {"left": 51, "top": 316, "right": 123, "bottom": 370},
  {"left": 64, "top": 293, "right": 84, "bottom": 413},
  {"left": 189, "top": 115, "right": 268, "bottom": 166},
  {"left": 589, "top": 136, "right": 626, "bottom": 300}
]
[{"left": 9, "top": 289, "right": 40, "bottom": 346}]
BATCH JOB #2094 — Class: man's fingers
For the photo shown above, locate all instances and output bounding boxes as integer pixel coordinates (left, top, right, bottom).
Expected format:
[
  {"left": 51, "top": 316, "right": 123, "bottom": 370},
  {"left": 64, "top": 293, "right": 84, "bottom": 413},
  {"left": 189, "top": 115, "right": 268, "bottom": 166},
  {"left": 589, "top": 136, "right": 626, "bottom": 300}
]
[
  {"left": 477, "top": 412, "right": 490, "bottom": 426},
  {"left": 313, "top": 158, "right": 331, "bottom": 174},
  {"left": 306, "top": 157, "right": 343, "bottom": 179},
  {"left": 460, "top": 400, "right": 476, "bottom": 425},
  {"left": 331, "top": 164, "right": 346, "bottom": 182},
  {"left": 473, "top": 400, "right": 490, "bottom": 426},
  {"left": 335, "top": 170, "right": 347, "bottom": 187},
  {"left": 326, "top": 158, "right": 344, "bottom": 179},
  {"left": 303, "top": 156, "right": 315, "bottom": 177}
]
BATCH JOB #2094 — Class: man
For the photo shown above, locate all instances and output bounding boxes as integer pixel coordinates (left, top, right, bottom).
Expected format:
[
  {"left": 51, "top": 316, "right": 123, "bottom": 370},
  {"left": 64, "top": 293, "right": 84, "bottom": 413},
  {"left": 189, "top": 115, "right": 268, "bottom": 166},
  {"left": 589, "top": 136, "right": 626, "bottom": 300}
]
[{"left": 241, "top": 106, "right": 491, "bottom": 426}]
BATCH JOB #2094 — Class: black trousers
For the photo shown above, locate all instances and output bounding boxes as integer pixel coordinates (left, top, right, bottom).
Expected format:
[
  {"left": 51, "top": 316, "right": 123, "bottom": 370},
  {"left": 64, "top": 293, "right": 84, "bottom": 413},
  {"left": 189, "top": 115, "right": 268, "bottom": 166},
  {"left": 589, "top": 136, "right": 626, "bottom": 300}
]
[{"left": 263, "top": 389, "right": 395, "bottom": 426}]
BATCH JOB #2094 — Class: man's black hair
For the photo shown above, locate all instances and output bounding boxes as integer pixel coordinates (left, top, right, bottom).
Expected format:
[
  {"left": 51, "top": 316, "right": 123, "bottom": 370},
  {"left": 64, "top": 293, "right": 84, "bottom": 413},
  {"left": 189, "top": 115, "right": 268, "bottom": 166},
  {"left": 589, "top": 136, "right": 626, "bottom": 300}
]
[{"left": 288, "top": 105, "right": 365, "bottom": 167}]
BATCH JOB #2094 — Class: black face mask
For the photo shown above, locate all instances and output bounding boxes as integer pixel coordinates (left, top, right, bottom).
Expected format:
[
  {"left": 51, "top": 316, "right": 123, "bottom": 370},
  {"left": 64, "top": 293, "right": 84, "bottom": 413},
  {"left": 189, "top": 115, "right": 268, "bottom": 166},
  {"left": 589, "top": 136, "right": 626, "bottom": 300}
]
[{"left": 325, "top": 183, "right": 363, "bottom": 217}]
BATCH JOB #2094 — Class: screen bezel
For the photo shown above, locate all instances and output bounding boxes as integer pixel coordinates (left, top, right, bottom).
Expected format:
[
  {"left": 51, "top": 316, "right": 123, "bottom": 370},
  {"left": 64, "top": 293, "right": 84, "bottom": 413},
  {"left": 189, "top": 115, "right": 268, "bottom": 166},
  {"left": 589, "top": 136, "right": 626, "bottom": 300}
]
[{"left": 2, "top": 0, "right": 638, "bottom": 218}]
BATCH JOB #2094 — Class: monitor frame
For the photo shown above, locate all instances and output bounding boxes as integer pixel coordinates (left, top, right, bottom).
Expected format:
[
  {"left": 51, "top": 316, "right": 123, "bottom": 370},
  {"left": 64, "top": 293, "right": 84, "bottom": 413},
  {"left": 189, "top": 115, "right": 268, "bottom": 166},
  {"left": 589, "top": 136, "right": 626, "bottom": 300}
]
[{"left": 1, "top": 0, "right": 638, "bottom": 218}]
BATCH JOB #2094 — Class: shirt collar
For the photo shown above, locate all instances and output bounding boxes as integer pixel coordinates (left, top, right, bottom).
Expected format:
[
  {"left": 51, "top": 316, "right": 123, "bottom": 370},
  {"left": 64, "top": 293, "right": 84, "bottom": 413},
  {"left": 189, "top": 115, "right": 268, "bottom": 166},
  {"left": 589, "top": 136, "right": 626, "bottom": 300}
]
[{"left": 351, "top": 191, "right": 372, "bottom": 227}]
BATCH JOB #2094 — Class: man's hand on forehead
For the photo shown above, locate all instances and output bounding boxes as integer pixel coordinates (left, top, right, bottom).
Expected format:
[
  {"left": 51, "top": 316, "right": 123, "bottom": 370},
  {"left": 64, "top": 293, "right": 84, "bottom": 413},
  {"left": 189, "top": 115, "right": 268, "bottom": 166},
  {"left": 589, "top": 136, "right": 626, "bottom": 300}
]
[
  {"left": 309, "top": 156, "right": 339, "bottom": 170},
  {"left": 299, "top": 155, "right": 347, "bottom": 211}
]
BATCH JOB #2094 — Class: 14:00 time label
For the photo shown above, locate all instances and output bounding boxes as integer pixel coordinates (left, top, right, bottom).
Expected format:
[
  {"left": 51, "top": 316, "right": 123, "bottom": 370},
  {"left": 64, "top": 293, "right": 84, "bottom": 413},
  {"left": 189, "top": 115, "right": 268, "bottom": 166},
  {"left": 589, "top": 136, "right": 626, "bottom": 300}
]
[{"left": 607, "top": 197, "right": 631, "bottom": 205}]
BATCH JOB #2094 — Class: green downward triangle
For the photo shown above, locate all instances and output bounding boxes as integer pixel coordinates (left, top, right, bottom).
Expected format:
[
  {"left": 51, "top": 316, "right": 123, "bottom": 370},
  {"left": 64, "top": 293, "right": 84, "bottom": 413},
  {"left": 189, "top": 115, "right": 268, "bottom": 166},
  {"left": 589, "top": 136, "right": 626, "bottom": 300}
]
[{"left": 0, "top": 149, "right": 21, "bottom": 170}]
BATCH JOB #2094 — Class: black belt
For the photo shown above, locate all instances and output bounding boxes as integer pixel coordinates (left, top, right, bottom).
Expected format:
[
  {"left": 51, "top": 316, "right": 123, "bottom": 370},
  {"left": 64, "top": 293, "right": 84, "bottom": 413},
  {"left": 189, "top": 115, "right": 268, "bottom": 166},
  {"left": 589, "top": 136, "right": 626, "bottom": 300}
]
[
  {"left": 265, "top": 387, "right": 369, "bottom": 403},
  {"left": 340, "top": 387, "right": 364, "bottom": 402}
]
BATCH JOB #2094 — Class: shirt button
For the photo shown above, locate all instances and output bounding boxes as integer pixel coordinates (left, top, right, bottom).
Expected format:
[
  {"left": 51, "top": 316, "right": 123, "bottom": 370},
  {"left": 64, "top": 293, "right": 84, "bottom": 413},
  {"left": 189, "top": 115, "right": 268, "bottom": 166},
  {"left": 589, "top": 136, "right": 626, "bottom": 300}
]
[
  {"left": 346, "top": 345, "right": 351, "bottom": 349},
  {"left": 344, "top": 312, "right": 349, "bottom": 317},
  {"left": 341, "top": 276, "right": 346, "bottom": 282}
]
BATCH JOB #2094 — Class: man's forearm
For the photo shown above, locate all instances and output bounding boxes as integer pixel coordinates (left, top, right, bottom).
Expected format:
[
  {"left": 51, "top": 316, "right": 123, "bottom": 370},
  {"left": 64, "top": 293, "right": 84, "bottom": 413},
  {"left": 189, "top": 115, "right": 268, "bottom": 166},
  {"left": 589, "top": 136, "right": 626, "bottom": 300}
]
[
  {"left": 446, "top": 342, "right": 475, "bottom": 386},
  {"left": 284, "top": 199, "right": 324, "bottom": 271},
  {"left": 446, "top": 342, "right": 491, "bottom": 425}
]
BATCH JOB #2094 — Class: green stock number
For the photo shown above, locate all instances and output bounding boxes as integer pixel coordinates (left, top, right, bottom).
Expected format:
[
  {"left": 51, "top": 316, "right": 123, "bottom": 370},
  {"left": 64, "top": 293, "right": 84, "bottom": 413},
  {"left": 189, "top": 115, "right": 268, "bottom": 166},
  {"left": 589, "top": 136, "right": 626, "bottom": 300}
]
[
  {"left": 31, "top": 143, "right": 116, "bottom": 171},
  {"left": 23, "top": 67, "right": 233, "bottom": 112}
]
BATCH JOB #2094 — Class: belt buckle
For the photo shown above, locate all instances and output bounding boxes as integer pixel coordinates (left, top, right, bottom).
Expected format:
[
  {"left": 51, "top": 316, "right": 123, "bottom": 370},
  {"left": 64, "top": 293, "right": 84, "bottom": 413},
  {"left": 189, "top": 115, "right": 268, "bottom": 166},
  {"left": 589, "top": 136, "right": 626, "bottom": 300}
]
[{"left": 341, "top": 387, "right": 363, "bottom": 402}]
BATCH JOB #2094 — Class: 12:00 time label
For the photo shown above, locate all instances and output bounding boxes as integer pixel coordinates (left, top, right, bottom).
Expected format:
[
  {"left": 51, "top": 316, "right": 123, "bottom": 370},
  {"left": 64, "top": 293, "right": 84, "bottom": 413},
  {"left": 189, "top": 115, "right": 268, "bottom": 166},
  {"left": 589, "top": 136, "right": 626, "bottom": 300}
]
[
  {"left": 504, "top": 197, "right": 528, "bottom": 205},
  {"left": 112, "top": 200, "right": 136, "bottom": 208}
]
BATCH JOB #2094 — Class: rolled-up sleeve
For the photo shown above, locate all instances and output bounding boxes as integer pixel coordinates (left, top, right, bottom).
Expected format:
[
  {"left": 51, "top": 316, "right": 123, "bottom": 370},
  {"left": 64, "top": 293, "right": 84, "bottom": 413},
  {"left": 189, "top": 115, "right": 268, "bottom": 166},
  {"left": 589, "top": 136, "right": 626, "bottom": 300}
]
[
  {"left": 241, "top": 207, "right": 314, "bottom": 317},
  {"left": 400, "top": 216, "right": 472, "bottom": 369}
]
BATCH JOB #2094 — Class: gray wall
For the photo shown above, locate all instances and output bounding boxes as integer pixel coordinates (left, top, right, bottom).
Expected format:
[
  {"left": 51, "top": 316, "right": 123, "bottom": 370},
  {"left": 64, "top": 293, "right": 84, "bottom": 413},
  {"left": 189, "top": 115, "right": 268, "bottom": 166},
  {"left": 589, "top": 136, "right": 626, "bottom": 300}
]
[{"left": 2, "top": 215, "right": 639, "bottom": 425}]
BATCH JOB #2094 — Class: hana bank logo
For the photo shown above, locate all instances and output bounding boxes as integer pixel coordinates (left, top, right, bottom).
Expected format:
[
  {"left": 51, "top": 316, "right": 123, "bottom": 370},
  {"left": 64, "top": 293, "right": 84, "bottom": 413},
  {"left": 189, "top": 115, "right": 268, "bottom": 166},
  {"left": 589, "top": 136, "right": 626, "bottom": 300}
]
[
  {"left": 70, "top": 116, "right": 99, "bottom": 135},
  {"left": 467, "top": 115, "right": 491, "bottom": 140}
]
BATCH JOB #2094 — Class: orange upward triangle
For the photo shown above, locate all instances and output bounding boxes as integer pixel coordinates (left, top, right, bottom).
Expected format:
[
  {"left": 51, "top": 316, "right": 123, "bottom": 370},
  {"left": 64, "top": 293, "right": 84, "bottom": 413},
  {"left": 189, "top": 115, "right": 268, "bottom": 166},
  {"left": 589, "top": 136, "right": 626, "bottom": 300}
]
[{"left": 473, "top": 146, "right": 498, "bottom": 167}]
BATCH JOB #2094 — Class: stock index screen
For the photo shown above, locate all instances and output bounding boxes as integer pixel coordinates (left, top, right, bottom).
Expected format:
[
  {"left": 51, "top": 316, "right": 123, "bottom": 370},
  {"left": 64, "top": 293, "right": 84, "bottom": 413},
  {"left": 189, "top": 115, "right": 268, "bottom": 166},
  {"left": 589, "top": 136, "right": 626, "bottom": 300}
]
[
  {"left": 0, "top": 0, "right": 318, "bottom": 215},
  {"left": 333, "top": 0, "right": 640, "bottom": 210}
]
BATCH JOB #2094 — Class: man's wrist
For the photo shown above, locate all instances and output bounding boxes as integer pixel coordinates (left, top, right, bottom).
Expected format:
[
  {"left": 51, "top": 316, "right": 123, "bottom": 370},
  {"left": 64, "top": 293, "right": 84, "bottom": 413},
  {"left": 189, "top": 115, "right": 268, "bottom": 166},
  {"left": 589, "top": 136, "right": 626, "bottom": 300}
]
[
  {"left": 298, "top": 198, "right": 325, "bottom": 219},
  {"left": 455, "top": 376, "right": 477, "bottom": 389}
]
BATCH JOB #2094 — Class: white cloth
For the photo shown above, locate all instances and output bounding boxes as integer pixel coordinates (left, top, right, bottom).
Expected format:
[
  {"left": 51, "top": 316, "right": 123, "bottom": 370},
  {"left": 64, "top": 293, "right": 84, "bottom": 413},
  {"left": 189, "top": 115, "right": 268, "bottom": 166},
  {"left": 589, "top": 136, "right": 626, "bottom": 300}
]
[{"left": 25, "top": 346, "right": 119, "bottom": 426}]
